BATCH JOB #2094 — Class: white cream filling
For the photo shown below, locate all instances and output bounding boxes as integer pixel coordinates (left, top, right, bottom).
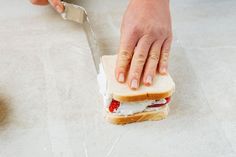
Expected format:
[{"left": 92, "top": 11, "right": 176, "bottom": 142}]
[
  {"left": 97, "top": 63, "right": 112, "bottom": 108},
  {"left": 113, "top": 99, "right": 167, "bottom": 116},
  {"left": 97, "top": 63, "right": 169, "bottom": 116}
]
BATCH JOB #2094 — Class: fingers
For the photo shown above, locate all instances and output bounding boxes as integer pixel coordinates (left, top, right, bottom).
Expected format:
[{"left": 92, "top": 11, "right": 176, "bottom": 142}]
[
  {"left": 31, "top": 0, "right": 64, "bottom": 12},
  {"left": 115, "top": 31, "right": 139, "bottom": 83},
  {"left": 158, "top": 37, "right": 172, "bottom": 74},
  {"left": 31, "top": 0, "right": 49, "bottom": 5},
  {"left": 128, "top": 36, "right": 154, "bottom": 89},
  {"left": 49, "top": 0, "right": 64, "bottom": 13},
  {"left": 142, "top": 40, "right": 163, "bottom": 86}
]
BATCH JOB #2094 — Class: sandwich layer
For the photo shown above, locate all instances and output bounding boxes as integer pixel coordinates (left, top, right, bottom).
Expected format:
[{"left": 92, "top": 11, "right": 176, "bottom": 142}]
[
  {"left": 108, "top": 97, "right": 170, "bottom": 116},
  {"left": 97, "top": 55, "right": 175, "bottom": 124},
  {"left": 106, "top": 104, "right": 169, "bottom": 125},
  {"left": 113, "top": 91, "right": 173, "bottom": 102},
  {"left": 100, "top": 55, "right": 175, "bottom": 102}
]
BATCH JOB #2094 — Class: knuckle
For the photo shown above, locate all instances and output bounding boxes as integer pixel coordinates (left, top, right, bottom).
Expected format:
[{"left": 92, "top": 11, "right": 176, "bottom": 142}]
[
  {"left": 156, "top": 27, "right": 171, "bottom": 38},
  {"left": 159, "top": 26, "right": 168, "bottom": 33},
  {"left": 148, "top": 53, "right": 159, "bottom": 62},
  {"left": 157, "top": 31, "right": 167, "bottom": 38},
  {"left": 119, "top": 50, "right": 132, "bottom": 61},
  {"left": 132, "top": 24, "right": 140, "bottom": 32},
  {"left": 137, "top": 53, "right": 146, "bottom": 60},
  {"left": 162, "top": 50, "right": 169, "bottom": 56},
  {"left": 142, "top": 36, "right": 154, "bottom": 46},
  {"left": 117, "top": 51, "right": 132, "bottom": 69},
  {"left": 146, "top": 24, "right": 172, "bottom": 40},
  {"left": 135, "top": 54, "right": 146, "bottom": 65},
  {"left": 136, "top": 59, "right": 145, "bottom": 67},
  {"left": 117, "top": 63, "right": 127, "bottom": 70},
  {"left": 161, "top": 54, "right": 169, "bottom": 63},
  {"left": 129, "top": 25, "right": 141, "bottom": 36},
  {"left": 162, "top": 46, "right": 171, "bottom": 54}
]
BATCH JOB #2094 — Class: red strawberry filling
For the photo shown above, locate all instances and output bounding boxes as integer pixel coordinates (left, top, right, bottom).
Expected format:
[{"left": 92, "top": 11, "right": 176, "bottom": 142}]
[
  {"left": 109, "top": 97, "right": 171, "bottom": 113},
  {"left": 147, "top": 97, "right": 171, "bottom": 108},
  {"left": 109, "top": 99, "right": 120, "bottom": 112}
]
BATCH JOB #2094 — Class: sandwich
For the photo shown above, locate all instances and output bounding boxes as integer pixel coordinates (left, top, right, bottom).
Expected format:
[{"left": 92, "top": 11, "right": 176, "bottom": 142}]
[{"left": 97, "top": 55, "right": 175, "bottom": 125}]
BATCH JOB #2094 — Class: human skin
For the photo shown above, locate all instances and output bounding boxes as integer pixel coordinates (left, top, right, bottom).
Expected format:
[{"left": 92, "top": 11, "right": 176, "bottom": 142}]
[
  {"left": 30, "top": 0, "right": 64, "bottom": 13},
  {"left": 31, "top": 0, "right": 172, "bottom": 90},
  {"left": 116, "top": 0, "right": 172, "bottom": 89}
]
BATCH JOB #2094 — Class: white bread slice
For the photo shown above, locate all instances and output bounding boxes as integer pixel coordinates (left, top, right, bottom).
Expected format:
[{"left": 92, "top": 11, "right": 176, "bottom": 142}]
[
  {"left": 101, "top": 55, "right": 175, "bottom": 102},
  {"left": 106, "top": 104, "right": 169, "bottom": 125}
]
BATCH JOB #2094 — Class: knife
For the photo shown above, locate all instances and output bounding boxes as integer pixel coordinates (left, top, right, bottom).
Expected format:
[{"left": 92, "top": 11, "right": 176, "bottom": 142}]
[{"left": 61, "top": 1, "right": 101, "bottom": 73}]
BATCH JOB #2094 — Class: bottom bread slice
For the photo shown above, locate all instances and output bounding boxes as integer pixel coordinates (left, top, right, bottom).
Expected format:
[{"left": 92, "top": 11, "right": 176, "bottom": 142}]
[{"left": 106, "top": 104, "right": 169, "bottom": 125}]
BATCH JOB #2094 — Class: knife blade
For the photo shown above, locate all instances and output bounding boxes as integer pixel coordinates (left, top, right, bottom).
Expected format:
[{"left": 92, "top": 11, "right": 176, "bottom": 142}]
[{"left": 61, "top": 1, "right": 101, "bottom": 73}]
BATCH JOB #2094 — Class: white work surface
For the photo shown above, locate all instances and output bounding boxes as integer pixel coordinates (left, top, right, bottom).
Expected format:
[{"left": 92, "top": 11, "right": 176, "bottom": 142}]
[{"left": 0, "top": 0, "right": 236, "bottom": 157}]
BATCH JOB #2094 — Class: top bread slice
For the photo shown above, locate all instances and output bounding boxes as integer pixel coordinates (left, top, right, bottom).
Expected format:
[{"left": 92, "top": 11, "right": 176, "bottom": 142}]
[{"left": 101, "top": 55, "right": 175, "bottom": 102}]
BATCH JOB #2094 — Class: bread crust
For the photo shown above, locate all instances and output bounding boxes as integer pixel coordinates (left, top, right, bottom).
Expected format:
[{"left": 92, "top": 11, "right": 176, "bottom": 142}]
[
  {"left": 106, "top": 104, "right": 169, "bottom": 125},
  {"left": 100, "top": 55, "right": 175, "bottom": 103},
  {"left": 113, "top": 88, "right": 174, "bottom": 102}
]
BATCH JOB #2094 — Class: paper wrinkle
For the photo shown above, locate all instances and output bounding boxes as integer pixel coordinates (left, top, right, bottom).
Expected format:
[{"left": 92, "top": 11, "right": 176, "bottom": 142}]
[{"left": 105, "top": 135, "right": 121, "bottom": 157}]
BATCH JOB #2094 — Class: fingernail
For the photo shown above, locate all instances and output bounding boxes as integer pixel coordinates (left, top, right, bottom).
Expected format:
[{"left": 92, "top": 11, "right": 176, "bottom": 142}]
[
  {"left": 56, "top": 5, "right": 64, "bottom": 13},
  {"left": 146, "top": 75, "right": 153, "bottom": 85},
  {"left": 131, "top": 79, "right": 138, "bottom": 89},
  {"left": 118, "top": 73, "right": 125, "bottom": 82}
]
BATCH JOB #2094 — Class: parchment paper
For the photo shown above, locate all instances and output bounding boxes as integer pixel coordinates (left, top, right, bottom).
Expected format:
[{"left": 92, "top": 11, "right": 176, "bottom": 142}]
[{"left": 0, "top": 0, "right": 235, "bottom": 157}]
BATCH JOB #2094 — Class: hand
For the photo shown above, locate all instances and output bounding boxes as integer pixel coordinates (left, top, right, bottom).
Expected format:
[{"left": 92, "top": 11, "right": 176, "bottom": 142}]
[
  {"left": 30, "top": 0, "right": 64, "bottom": 13},
  {"left": 115, "top": 0, "right": 172, "bottom": 89}
]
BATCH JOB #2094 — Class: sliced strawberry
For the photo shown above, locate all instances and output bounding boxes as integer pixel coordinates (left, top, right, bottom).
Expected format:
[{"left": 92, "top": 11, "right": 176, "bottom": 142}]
[
  {"left": 165, "top": 97, "right": 171, "bottom": 104},
  {"left": 147, "top": 103, "right": 165, "bottom": 108},
  {"left": 109, "top": 99, "right": 120, "bottom": 112},
  {"left": 148, "top": 97, "right": 171, "bottom": 108}
]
